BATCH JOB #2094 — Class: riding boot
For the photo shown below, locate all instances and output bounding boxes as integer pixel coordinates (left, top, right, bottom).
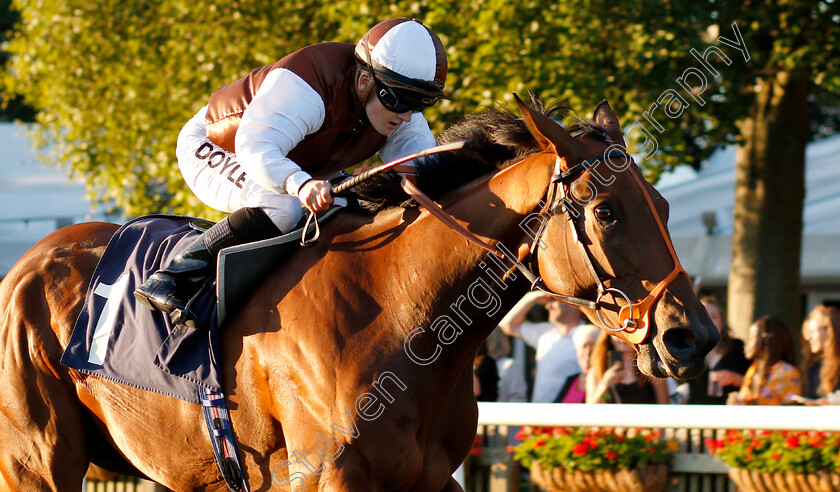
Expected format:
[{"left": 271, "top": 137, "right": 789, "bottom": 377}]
[
  {"left": 133, "top": 217, "right": 238, "bottom": 327},
  {"left": 133, "top": 208, "right": 283, "bottom": 327}
]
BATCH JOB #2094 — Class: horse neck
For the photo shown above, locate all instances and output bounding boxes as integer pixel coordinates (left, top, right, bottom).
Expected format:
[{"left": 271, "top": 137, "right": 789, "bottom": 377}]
[{"left": 371, "top": 152, "right": 556, "bottom": 361}]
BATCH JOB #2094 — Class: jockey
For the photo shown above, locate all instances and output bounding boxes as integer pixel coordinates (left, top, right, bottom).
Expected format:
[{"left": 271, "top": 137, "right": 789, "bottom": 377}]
[{"left": 134, "top": 18, "right": 448, "bottom": 325}]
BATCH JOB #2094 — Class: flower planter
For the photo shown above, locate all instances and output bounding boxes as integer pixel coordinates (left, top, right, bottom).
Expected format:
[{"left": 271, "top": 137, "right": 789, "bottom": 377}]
[
  {"left": 530, "top": 460, "right": 668, "bottom": 492},
  {"left": 728, "top": 468, "right": 840, "bottom": 492}
]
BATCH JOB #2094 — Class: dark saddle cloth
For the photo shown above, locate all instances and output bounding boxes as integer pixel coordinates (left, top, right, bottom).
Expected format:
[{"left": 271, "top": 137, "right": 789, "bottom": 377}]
[{"left": 60, "top": 210, "right": 339, "bottom": 402}]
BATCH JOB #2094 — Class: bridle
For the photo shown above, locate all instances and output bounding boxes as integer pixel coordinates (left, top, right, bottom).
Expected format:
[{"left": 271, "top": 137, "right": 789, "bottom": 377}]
[
  {"left": 518, "top": 150, "right": 688, "bottom": 344},
  {"left": 398, "top": 148, "right": 687, "bottom": 345}
]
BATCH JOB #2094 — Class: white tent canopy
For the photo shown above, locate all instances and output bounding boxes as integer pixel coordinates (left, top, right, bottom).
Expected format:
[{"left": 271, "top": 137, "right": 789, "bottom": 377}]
[{"left": 658, "top": 133, "right": 840, "bottom": 288}]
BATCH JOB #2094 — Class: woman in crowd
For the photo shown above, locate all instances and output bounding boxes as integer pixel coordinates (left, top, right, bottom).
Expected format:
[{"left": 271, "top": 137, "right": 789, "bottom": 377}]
[
  {"left": 727, "top": 315, "right": 802, "bottom": 405},
  {"left": 797, "top": 305, "right": 840, "bottom": 405},
  {"left": 554, "top": 324, "right": 601, "bottom": 403},
  {"left": 686, "top": 297, "right": 750, "bottom": 404},
  {"left": 586, "top": 331, "right": 670, "bottom": 404}
]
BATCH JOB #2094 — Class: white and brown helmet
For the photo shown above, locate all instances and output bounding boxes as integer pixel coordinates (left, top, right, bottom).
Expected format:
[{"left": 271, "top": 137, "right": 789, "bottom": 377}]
[{"left": 355, "top": 18, "right": 449, "bottom": 111}]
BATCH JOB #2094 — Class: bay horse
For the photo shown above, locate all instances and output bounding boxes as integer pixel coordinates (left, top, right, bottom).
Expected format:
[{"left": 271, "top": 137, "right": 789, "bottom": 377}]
[{"left": 0, "top": 96, "right": 717, "bottom": 491}]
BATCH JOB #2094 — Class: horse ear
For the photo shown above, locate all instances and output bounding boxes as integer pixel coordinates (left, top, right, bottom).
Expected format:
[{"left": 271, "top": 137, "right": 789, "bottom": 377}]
[
  {"left": 592, "top": 100, "right": 627, "bottom": 148},
  {"left": 513, "top": 93, "right": 585, "bottom": 166}
]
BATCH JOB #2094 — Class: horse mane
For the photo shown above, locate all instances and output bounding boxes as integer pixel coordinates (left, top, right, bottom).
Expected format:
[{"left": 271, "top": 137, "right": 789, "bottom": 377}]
[{"left": 352, "top": 93, "right": 611, "bottom": 212}]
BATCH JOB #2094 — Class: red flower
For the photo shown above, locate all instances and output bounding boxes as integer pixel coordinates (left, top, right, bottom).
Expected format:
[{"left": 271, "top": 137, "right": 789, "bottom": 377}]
[
  {"left": 535, "top": 438, "right": 547, "bottom": 448},
  {"left": 573, "top": 443, "right": 590, "bottom": 456},
  {"left": 773, "top": 452, "right": 782, "bottom": 460},
  {"left": 706, "top": 439, "right": 725, "bottom": 450},
  {"left": 726, "top": 429, "right": 742, "bottom": 443},
  {"left": 470, "top": 447, "right": 482, "bottom": 457},
  {"left": 606, "top": 450, "right": 618, "bottom": 460},
  {"left": 808, "top": 434, "right": 825, "bottom": 447},
  {"left": 786, "top": 436, "right": 800, "bottom": 450}
]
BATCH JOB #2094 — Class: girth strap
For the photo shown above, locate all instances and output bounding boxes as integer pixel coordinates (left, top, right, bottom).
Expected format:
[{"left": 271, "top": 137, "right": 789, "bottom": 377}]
[{"left": 199, "top": 387, "right": 250, "bottom": 491}]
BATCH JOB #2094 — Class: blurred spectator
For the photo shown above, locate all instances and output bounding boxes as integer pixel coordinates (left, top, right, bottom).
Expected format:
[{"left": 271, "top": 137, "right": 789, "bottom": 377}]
[
  {"left": 554, "top": 324, "right": 601, "bottom": 403},
  {"left": 473, "top": 342, "right": 499, "bottom": 402},
  {"left": 727, "top": 315, "right": 802, "bottom": 405},
  {"left": 586, "top": 331, "right": 670, "bottom": 404},
  {"left": 684, "top": 297, "right": 750, "bottom": 404},
  {"left": 485, "top": 328, "right": 528, "bottom": 448},
  {"left": 796, "top": 306, "right": 840, "bottom": 405},
  {"left": 485, "top": 328, "right": 528, "bottom": 403},
  {"left": 499, "top": 291, "right": 582, "bottom": 402}
]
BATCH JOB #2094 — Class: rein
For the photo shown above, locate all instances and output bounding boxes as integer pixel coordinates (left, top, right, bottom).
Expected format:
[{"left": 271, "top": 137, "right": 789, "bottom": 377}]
[{"left": 399, "top": 150, "right": 687, "bottom": 345}]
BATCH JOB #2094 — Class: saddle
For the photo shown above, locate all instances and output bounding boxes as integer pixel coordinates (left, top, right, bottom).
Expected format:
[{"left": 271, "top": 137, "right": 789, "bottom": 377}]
[{"left": 216, "top": 206, "right": 342, "bottom": 323}]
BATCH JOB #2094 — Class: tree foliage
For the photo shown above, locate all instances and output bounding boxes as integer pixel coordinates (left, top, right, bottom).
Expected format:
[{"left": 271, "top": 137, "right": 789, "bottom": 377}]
[
  {"left": 2, "top": 0, "right": 739, "bottom": 218},
  {"left": 4, "top": 0, "right": 839, "bottom": 339},
  {"left": 0, "top": 0, "right": 33, "bottom": 121},
  {"left": 716, "top": 0, "right": 840, "bottom": 337}
]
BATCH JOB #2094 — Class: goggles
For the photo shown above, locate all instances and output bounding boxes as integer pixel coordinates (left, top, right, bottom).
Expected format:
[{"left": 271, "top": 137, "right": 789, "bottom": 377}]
[{"left": 373, "top": 79, "right": 439, "bottom": 114}]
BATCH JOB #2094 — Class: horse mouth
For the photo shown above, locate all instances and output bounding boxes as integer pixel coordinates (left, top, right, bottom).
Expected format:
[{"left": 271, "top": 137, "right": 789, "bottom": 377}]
[{"left": 636, "top": 325, "right": 713, "bottom": 381}]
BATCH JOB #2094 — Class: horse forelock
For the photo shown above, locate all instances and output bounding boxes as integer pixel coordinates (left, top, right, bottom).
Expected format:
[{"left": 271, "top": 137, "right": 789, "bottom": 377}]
[{"left": 352, "top": 94, "right": 610, "bottom": 213}]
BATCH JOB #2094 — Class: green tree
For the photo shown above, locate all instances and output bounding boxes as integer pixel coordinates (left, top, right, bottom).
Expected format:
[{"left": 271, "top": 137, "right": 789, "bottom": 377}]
[
  {"left": 0, "top": 0, "right": 33, "bottom": 121},
  {"left": 0, "top": 0, "right": 724, "bottom": 217},
  {"left": 2, "top": 0, "right": 837, "bottom": 340},
  {"left": 717, "top": 1, "right": 840, "bottom": 339}
]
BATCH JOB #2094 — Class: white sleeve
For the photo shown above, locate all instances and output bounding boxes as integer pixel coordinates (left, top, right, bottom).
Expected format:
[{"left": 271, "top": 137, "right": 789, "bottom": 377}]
[
  {"left": 519, "top": 322, "right": 550, "bottom": 349},
  {"left": 234, "top": 69, "right": 325, "bottom": 196},
  {"left": 378, "top": 112, "right": 436, "bottom": 163}
]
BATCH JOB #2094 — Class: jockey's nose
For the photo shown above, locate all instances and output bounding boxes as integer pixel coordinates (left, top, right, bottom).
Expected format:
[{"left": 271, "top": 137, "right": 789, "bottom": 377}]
[{"left": 398, "top": 111, "right": 412, "bottom": 122}]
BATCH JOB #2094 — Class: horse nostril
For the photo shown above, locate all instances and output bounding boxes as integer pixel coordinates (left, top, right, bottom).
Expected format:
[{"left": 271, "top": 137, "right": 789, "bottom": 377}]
[{"left": 663, "top": 328, "right": 697, "bottom": 354}]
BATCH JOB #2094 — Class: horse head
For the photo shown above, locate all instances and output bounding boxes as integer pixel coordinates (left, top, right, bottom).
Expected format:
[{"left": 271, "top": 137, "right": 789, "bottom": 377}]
[{"left": 513, "top": 94, "right": 718, "bottom": 379}]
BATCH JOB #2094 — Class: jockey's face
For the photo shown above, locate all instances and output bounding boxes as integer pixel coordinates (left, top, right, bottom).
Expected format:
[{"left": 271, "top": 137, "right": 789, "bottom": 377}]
[
  {"left": 358, "top": 71, "right": 414, "bottom": 136},
  {"left": 365, "top": 89, "right": 414, "bottom": 136}
]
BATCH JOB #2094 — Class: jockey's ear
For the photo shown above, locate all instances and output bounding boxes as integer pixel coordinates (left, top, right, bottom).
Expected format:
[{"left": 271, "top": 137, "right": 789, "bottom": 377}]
[
  {"left": 513, "top": 93, "right": 585, "bottom": 167},
  {"left": 356, "top": 70, "right": 375, "bottom": 101},
  {"left": 592, "top": 100, "right": 627, "bottom": 149}
]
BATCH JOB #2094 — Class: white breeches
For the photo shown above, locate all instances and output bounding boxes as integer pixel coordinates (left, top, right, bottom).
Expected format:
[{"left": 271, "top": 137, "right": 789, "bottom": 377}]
[{"left": 176, "top": 107, "right": 304, "bottom": 233}]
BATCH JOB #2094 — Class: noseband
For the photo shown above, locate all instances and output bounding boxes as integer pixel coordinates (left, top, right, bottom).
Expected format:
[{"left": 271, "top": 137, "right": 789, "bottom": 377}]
[{"left": 519, "top": 151, "right": 688, "bottom": 344}]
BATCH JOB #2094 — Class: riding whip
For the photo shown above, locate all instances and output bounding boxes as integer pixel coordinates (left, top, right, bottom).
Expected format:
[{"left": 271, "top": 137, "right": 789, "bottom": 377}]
[
  {"left": 331, "top": 139, "right": 470, "bottom": 194},
  {"left": 300, "top": 139, "right": 470, "bottom": 247}
]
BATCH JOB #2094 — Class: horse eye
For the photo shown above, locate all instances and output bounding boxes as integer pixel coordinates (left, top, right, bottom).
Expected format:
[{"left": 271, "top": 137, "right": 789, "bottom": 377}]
[{"left": 594, "top": 205, "right": 615, "bottom": 222}]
